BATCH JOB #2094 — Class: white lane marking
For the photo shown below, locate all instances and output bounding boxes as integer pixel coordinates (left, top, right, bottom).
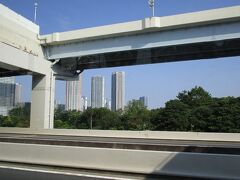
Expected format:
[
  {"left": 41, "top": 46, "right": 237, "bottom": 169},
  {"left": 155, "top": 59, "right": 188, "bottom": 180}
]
[{"left": 0, "top": 165, "right": 135, "bottom": 180}]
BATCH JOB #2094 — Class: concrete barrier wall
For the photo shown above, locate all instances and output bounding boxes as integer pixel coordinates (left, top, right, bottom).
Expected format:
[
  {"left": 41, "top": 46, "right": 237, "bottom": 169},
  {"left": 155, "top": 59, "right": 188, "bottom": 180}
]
[
  {"left": 0, "top": 142, "right": 240, "bottom": 179},
  {"left": 0, "top": 127, "right": 240, "bottom": 142}
]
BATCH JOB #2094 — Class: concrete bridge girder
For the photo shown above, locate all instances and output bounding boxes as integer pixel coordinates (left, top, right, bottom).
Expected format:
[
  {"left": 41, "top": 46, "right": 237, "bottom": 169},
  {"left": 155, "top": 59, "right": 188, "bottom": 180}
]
[
  {"left": 45, "top": 21, "right": 240, "bottom": 61},
  {"left": 41, "top": 8, "right": 240, "bottom": 72}
]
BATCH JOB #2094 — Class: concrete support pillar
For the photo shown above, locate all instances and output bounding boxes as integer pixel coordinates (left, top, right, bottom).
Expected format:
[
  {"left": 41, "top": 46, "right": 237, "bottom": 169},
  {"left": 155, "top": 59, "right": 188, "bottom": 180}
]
[{"left": 30, "top": 71, "right": 55, "bottom": 129}]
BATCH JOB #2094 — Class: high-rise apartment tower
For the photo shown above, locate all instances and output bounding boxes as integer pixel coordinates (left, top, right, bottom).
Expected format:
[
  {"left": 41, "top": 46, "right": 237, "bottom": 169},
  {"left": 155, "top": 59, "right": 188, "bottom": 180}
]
[
  {"left": 91, "top": 76, "right": 104, "bottom": 108},
  {"left": 65, "top": 75, "right": 82, "bottom": 111},
  {"left": 111, "top": 71, "right": 125, "bottom": 111}
]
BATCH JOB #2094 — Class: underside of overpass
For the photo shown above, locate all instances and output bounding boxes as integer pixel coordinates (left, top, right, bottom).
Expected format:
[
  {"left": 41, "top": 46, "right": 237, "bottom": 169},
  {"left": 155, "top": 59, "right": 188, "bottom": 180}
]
[
  {"left": 0, "top": 67, "right": 28, "bottom": 77},
  {"left": 57, "top": 38, "right": 240, "bottom": 72}
]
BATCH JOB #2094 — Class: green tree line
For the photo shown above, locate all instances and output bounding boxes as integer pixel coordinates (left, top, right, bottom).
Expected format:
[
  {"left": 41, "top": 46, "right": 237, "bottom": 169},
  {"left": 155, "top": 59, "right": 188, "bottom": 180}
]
[
  {"left": 1, "top": 86, "right": 240, "bottom": 132},
  {"left": 0, "top": 106, "right": 30, "bottom": 127},
  {"left": 54, "top": 86, "right": 240, "bottom": 132}
]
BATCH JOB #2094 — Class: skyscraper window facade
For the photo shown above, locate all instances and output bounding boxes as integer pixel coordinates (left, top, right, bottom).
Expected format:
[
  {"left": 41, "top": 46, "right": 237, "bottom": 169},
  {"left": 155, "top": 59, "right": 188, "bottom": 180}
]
[
  {"left": 91, "top": 76, "right": 104, "bottom": 108},
  {"left": 111, "top": 71, "right": 125, "bottom": 111}
]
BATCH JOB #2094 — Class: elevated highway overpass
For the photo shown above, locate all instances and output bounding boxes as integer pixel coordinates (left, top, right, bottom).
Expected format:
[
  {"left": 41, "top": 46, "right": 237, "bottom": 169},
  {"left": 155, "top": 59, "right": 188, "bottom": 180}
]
[{"left": 41, "top": 6, "right": 240, "bottom": 76}]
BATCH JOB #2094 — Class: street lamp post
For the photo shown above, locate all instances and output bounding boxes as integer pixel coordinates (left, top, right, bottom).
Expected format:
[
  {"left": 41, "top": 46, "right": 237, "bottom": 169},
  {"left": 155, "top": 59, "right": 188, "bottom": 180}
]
[
  {"left": 34, "top": 2, "right": 38, "bottom": 23},
  {"left": 148, "top": 0, "right": 155, "bottom": 17}
]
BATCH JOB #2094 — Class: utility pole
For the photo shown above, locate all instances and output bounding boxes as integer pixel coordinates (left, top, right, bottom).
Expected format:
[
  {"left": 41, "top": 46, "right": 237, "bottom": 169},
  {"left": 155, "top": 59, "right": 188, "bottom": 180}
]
[
  {"left": 34, "top": 2, "right": 38, "bottom": 23},
  {"left": 148, "top": 0, "right": 155, "bottom": 17},
  {"left": 90, "top": 109, "right": 93, "bottom": 129}
]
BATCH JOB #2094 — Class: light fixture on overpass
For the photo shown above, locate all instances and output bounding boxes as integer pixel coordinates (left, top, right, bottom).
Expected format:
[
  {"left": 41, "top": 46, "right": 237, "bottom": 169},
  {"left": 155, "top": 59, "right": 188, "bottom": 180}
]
[
  {"left": 148, "top": 0, "right": 155, "bottom": 17},
  {"left": 34, "top": 2, "right": 38, "bottom": 23}
]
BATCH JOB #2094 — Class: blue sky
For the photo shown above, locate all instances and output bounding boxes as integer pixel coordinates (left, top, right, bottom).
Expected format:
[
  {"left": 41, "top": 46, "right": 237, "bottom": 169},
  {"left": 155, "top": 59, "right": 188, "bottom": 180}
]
[{"left": 1, "top": 0, "right": 240, "bottom": 108}]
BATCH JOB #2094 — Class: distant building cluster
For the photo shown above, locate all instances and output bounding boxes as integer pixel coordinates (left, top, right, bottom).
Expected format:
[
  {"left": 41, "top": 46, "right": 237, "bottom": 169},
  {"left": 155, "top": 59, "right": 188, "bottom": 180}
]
[
  {"left": 0, "top": 77, "right": 22, "bottom": 116},
  {"left": 0, "top": 73, "right": 149, "bottom": 116},
  {"left": 55, "top": 71, "right": 148, "bottom": 112},
  {"left": 61, "top": 71, "right": 127, "bottom": 112},
  {"left": 0, "top": 71, "right": 148, "bottom": 116},
  {"left": 127, "top": 96, "right": 149, "bottom": 109}
]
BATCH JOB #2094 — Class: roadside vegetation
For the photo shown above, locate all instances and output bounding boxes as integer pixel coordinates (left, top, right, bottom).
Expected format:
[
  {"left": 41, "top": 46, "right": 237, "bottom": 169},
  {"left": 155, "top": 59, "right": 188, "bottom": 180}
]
[{"left": 1, "top": 86, "right": 240, "bottom": 133}]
